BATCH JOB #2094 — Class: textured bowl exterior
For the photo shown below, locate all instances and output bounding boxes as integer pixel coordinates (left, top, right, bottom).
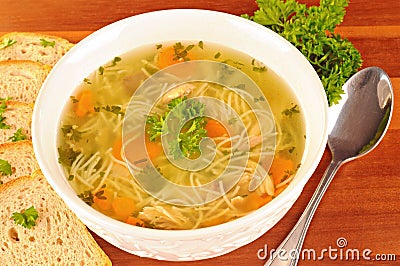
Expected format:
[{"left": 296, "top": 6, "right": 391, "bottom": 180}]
[
  {"left": 32, "top": 10, "right": 328, "bottom": 261},
  {"left": 82, "top": 192, "right": 300, "bottom": 261}
]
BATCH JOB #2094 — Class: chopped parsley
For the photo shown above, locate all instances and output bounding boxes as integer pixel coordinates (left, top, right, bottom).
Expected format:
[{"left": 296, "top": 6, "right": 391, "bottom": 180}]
[
  {"left": 61, "top": 125, "right": 83, "bottom": 142},
  {"left": 57, "top": 146, "right": 80, "bottom": 167},
  {"left": 251, "top": 58, "right": 267, "bottom": 73},
  {"left": 109, "top": 56, "right": 122, "bottom": 67},
  {"left": 172, "top": 42, "right": 194, "bottom": 62},
  {"left": 11, "top": 206, "right": 39, "bottom": 229},
  {"left": 281, "top": 104, "right": 300, "bottom": 117},
  {"left": 70, "top": 95, "right": 79, "bottom": 103},
  {"left": 242, "top": 0, "right": 362, "bottom": 106},
  {"left": 8, "top": 128, "right": 27, "bottom": 142},
  {"left": 83, "top": 78, "right": 92, "bottom": 85},
  {"left": 214, "top": 52, "right": 221, "bottom": 59},
  {"left": 94, "top": 190, "right": 107, "bottom": 200},
  {"left": 39, "top": 38, "right": 56, "bottom": 48},
  {"left": 98, "top": 66, "right": 105, "bottom": 75},
  {"left": 198, "top": 41, "right": 204, "bottom": 49},
  {"left": 0, "top": 159, "right": 12, "bottom": 175},
  {"left": 94, "top": 105, "right": 124, "bottom": 116},
  {"left": 0, "top": 38, "right": 17, "bottom": 49},
  {"left": 98, "top": 57, "right": 122, "bottom": 75},
  {"left": 254, "top": 95, "right": 266, "bottom": 102},
  {"left": 156, "top": 44, "right": 163, "bottom": 50},
  {"left": 146, "top": 97, "right": 207, "bottom": 159},
  {"left": 0, "top": 97, "right": 12, "bottom": 129},
  {"left": 77, "top": 190, "right": 94, "bottom": 206}
]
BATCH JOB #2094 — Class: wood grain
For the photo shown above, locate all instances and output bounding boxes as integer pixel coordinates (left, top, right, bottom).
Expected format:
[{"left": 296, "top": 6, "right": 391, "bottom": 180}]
[{"left": 1, "top": 0, "right": 399, "bottom": 265}]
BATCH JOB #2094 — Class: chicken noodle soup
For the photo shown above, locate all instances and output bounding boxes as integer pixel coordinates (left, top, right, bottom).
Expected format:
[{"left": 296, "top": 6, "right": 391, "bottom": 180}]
[
  {"left": 58, "top": 41, "right": 306, "bottom": 229},
  {"left": 124, "top": 61, "right": 276, "bottom": 206}
]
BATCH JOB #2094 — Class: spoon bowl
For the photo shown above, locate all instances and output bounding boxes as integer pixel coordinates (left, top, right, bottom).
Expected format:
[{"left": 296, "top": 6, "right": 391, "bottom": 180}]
[
  {"left": 267, "top": 67, "right": 393, "bottom": 265},
  {"left": 329, "top": 67, "right": 393, "bottom": 160}
]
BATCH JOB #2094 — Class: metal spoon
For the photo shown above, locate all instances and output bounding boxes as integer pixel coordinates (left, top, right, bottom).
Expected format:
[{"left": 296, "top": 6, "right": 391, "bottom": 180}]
[{"left": 266, "top": 67, "right": 394, "bottom": 266}]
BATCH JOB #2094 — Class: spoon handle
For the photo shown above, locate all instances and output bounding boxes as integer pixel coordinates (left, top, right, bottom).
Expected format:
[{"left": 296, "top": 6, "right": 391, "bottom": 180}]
[{"left": 265, "top": 159, "right": 343, "bottom": 266}]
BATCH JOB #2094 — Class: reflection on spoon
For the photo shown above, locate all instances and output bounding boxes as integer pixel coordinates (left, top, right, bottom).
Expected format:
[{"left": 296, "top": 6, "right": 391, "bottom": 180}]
[{"left": 266, "top": 67, "right": 394, "bottom": 266}]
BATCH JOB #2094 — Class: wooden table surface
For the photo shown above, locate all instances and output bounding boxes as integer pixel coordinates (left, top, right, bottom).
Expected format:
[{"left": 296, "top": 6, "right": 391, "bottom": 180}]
[{"left": 1, "top": 0, "right": 399, "bottom": 265}]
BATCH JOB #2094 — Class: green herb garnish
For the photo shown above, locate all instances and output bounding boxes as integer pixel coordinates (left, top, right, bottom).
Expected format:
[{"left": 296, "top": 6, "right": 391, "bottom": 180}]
[
  {"left": 11, "top": 206, "right": 39, "bottom": 229},
  {"left": 77, "top": 190, "right": 94, "bottom": 206},
  {"left": 70, "top": 96, "right": 79, "bottom": 103},
  {"left": 58, "top": 146, "right": 80, "bottom": 167},
  {"left": 172, "top": 42, "right": 194, "bottom": 62},
  {"left": 98, "top": 66, "right": 105, "bottom": 75},
  {"left": 0, "top": 97, "right": 12, "bottom": 129},
  {"left": 251, "top": 58, "right": 267, "bottom": 73},
  {"left": 8, "top": 128, "right": 27, "bottom": 142},
  {"left": 61, "top": 125, "right": 83, "bottom": 142},
  {"left": 109, "top": 56, "right": 122, "bottom": 67},
  {"left": 156, "top": 44, "right": 163, "bottom": 50},
  {"left": 83, "top": 78, "right": 92, "bottom": 85},
  {"left": 98, "top": 57, "right": 122, "bottom": 75},
  {"left": 198, "top": 41, "right": 204, "bottom": 49},
  {"left": 94, "top": 190, "right": 107, "bottom": 200},
  {"left": 39, "top": 38, "right": 56, "bottom": 48},
  {"left": 281, "top": 104, "right": 300, "bottom": 117},
  {"left": 214, "top": 52, "right": 221, "bottom": 59},
  {"left": 0, "top": 38, "right": 17, "bottom": 49},
  {"left": 146, "top": 97, "right": 207, "bottom": 159},
  {"left": 0, "top": 159, "right": 12, "bottom": 176},
  {"left": 102, "top": 105, "right": 124, "bottom": 116},
  {"left": 242, "top": 0, "right": 362, "bottom": 105}
]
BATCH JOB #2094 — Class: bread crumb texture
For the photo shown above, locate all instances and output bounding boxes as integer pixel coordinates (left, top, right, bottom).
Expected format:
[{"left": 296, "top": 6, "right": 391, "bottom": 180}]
[
  {"left": 0, "top": 171, "right": 112, "bottom": 265},
  {"left": 0, "top": 32, "right": 74, "bottom": 66}
]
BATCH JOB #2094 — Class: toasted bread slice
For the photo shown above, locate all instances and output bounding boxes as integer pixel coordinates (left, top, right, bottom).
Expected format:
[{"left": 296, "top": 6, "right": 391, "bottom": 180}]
[
  {"left": 0, "top": 32, "right": 74, "bottom": 66},
  {"left": 0, "top": 61, "right": 51, "bottom": 103},
  {"left": 0, "top": 140, "right": 38, "bottom": 185},
  {"left": 0, "top": 101, "right": 33, "bottom": 144},
  {"left": 0, "top": 170, "right": 112, "bottom": 265}
]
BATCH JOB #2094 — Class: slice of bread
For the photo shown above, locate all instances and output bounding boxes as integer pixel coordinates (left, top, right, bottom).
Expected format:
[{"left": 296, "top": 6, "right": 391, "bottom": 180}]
[
  {"left": 0, "top": 101, "right": 33, "bottom": 144},
  {"left": 0, "top": 61, "right": 51, "bottom": 103},
  {"left": 0, "top": 32, "right": 74, "bottom": 66},
  {"left": 0, "top": 170, "right": 112, "bottom": 265},
  {"left": 0, "top": 140, "right": 38, "bottom": 185}
]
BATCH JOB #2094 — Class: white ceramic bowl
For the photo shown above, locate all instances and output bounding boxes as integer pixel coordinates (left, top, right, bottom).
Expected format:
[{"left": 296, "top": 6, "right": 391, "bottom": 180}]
[{"left": 32, "top": 9, "right": 328, "bottom": 261}]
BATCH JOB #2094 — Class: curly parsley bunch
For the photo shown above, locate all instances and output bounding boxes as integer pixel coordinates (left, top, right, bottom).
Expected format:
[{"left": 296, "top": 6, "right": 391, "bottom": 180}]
[{"left": 243, "top": 0, "right": 362, "bottom": 106}]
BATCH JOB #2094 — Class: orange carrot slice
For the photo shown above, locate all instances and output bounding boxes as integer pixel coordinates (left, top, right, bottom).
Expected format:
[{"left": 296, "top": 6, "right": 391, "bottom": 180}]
[{"left": 74, "top": 90, "right": 94, "bottom": 117}]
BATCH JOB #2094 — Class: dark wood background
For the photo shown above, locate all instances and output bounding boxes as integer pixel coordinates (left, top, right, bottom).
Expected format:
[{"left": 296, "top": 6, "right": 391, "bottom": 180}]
[{"left": 1, "top": 0, "right": 399, "bottom": 265}]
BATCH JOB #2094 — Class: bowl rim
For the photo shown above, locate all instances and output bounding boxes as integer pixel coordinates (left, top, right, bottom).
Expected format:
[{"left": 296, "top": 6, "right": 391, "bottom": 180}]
[{"left": 32, "top": 8, "right": 329, "bottom": 239}]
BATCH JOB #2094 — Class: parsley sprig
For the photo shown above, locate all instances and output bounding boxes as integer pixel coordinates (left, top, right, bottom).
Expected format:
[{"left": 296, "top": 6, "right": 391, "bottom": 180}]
[
  {"left": 58, "top": 146, "right": 80, "bottom": 167},
  {"left": 0, "top": 159, "right": 12, "bottom": 176},
  {"left": 0, "top": 38, "right": 17, "bottom": 49},
  {"left": 146, "top": 97, "right": 207, "bottom": 159},
  {"left": 172, "top": 42, "right": 195, "bottom": 62},
  {"left": 281, "top": 103, "right": 300, "bottom": 117},
  {"left": 77, "top": 190, "right": 94, "bottom": 206},
  {"left": 94, "top": 105, "right": 125, "bottom": 116},
  {"left": 12, "top": 206, "right": 39, "bottom": 229},
  {"left": 98, "top": 57, "right": 122, "bottom": 75},
  {"left": 243, "top": 0, "right": 362, "bottom": 105},
  {"left": 0, "top": 97, "right": 12, "bottom": 129},
  {"left": 8, "top": 128, "right": 27, "bottom": 142},
  {"left": 61, "top": 125, "right": 83, "bottom": 142},
  {"left": 40, "top": 38, "right": 56, "bottom": 48}
]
